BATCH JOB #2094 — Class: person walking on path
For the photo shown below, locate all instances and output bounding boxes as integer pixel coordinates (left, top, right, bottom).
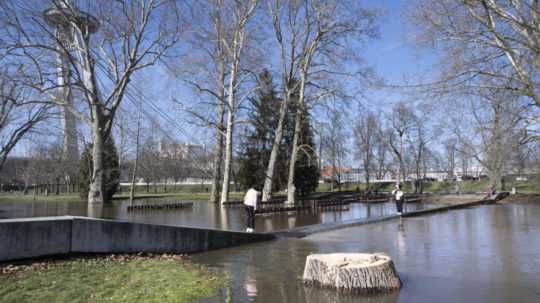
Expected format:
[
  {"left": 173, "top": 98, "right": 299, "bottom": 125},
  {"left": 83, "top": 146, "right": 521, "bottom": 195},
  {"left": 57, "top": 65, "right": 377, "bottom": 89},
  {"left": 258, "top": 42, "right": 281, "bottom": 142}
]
[
  {"left": 243, "top": 188, "right": 259, "bottom": 232},
  {"left": 392, "top": 184, "right": 405, "bottom": 215}
]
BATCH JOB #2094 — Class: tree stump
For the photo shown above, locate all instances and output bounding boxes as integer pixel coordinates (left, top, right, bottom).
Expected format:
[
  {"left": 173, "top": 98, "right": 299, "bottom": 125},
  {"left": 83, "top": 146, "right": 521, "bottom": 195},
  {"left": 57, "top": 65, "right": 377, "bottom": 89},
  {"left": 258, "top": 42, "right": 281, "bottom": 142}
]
[{"left": 303, "top": 253, "right": 401, "bottom": 294}]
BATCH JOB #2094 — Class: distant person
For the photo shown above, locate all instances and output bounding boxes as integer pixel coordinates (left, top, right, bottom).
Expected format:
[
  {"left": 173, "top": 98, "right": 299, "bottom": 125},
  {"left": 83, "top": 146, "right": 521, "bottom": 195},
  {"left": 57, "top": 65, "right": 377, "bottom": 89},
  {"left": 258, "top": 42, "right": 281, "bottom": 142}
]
[
  {"left": 243, "top": 187, "right": 259, "bottom": 233},
  {"left": 392, "top": 184, "right": 404, "bottom": 215},
  {"left": 485, "top": 185, "right": 496, "bottom": 198}
]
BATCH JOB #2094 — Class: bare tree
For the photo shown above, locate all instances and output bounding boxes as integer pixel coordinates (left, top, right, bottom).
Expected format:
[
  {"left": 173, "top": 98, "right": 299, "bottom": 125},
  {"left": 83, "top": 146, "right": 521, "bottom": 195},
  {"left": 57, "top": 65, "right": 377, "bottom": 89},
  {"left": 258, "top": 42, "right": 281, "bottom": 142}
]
[
  {"left": 406, "top": 111, "right": 433, "bottom": 193},
  {"left": 219, "top": 0, "right": 258, "bottom": 205},
  {"left": 388, "top": 103, "right": 416, "bottom": 185},
  {"left": 450, "top": 89, "right": 528, "bottom": 190},
  {"left": 129, "top": 110, "right": 142, "bottom": 205},
  {"left": 0, "top": 0, "right": 182, "bottom": 203},
  {"left": 321, "top": 109, "right": 348, "bottom": 191},
  {"left": 443, "top": 138, "right": 458, "bottom": 179},
  {"left": 354, "top": 111, "right": 378, "bottom": 188},
  {"left": 261, "top": 0, "right": 304, "bottom": 201},
  {"left": 375, "top": 128, "right": 393, "bottom": 181},
  {"left": 170, "top": 0, "right": 231, "bottom": 203},
  {"left": 411, "top": 0, "right": 540, "bottom": 109},
  {"left": 265, "top": 0, "right": 377, "bottom": 203},
  {"left": 0, "top": 69, "right": 51, "bottom": 171}
]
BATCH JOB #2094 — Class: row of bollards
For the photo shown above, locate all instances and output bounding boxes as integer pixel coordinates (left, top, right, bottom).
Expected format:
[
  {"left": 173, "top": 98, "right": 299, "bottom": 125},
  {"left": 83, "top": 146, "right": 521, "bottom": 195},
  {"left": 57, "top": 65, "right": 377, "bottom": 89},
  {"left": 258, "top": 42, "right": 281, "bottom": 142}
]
[
  {"left": 254, "top": 200, "right": 352, "bottom": 215},
  {"left": 222, "top": 198, "right": 286, "bottom": 207},
  {"left": 127, "top": 202, "right": 194, "bottom": 211},
  {"left": 255, "top": 205, "right": 311, "bottom": 214}
]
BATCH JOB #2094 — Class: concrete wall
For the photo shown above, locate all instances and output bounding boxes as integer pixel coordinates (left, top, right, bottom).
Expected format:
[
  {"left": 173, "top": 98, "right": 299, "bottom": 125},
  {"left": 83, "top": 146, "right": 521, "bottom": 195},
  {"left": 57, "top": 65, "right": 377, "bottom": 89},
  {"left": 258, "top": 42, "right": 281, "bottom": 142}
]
[
  {"left": 0, "top": 216, "right": 73, "bottom": 261},
  {"left": 0, "top": 216, "right": 275, "bottom": 262}
]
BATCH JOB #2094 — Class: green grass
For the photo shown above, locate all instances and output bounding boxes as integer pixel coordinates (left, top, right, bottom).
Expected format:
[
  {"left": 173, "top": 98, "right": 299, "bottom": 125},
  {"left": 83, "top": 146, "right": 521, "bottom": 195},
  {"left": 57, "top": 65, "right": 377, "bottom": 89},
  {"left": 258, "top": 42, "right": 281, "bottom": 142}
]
[
  {"left": 2, "top": 179, "right": 536, "bottom": 204},
  {"left": 317, "top": 179, "right": 539, "bottom": 194},
  {"left": 0, "top": 256, "right": 225, "bottom": 303},
  {"left": 0, "top": 194, "right": 85, "bottom": 204},
  {"left": 0, "top": 192, "right": 245, "bottom": 204}
]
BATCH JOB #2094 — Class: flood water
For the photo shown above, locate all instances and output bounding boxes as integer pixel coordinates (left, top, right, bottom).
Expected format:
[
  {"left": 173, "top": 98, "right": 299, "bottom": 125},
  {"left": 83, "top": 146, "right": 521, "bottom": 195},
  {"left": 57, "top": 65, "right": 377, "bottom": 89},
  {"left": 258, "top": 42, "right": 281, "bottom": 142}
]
[
  {"left": 0, "top": 198, "right": 435, "bottom": 232},
  {"left": 193, "top": 203, "right": 540, "bottom": 303}
]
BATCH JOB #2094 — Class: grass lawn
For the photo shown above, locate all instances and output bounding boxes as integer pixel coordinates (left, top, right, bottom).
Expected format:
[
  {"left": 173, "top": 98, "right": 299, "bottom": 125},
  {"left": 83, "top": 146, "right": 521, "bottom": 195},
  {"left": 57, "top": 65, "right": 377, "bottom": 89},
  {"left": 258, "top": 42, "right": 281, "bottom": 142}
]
[
  {"left": 0, "top": 192, "right": 245, "bottom": 204},
  {"left": 0, "top": 255, "right": 225, "bottom": 303},
  {"left": 317, "top": 179, "right": 539, "bottom": 194},
  {"left": 0, "top": 194, "right": 85, "bottom": 204}
]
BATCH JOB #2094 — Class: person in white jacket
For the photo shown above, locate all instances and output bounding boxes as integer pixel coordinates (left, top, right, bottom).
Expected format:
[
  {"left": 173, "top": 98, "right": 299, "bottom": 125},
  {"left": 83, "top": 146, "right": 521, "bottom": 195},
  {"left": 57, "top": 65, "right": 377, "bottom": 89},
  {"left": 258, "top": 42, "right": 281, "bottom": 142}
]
[
  {"left": 391, "top": 184, "right": 404, "bottom": 215},
  {"left": 243, "top": 188, "right": 259, "bottom": 232}
]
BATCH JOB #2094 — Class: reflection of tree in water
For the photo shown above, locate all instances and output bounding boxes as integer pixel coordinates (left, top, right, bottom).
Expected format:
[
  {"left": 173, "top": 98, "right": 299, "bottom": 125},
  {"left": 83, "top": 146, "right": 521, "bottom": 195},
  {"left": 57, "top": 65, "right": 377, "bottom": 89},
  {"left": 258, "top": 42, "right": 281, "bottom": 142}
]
[
  {"left": 396, "top": 220, "right": 407, "bottom": 255},
  {"left": 87, "top": 203, "right": 103, "bottom": 218},
  {"left": 303, "top": 285, "right": 399, "bottom": 303},
  {"left": 195, "top": 232, "right": 406, "bottom": 303}
]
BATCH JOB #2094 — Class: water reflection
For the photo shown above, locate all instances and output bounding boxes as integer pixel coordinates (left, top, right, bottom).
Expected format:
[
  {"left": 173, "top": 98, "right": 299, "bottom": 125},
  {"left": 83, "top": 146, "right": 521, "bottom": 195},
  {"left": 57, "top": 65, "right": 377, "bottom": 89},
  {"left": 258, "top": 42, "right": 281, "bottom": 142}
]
[
  {"left": 303, "top": 287, "right": 399, "bottom": 303},
  {"left": 87, "top": 203, "right": 103, "bottom": 218},
  {"left": 0, "top": 198, "right": 437, "bottom": 232},
  {"left": 194, "top": 204, "right": 540, "bottom": 303}
]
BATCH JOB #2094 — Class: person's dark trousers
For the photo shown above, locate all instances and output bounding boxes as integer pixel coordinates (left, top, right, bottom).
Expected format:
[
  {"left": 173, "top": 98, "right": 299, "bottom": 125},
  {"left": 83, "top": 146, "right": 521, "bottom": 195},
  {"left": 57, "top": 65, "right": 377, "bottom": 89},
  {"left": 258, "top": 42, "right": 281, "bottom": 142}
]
[
  {"left": 395, "top": 199, "right": 403, "bottom": 213},
  {"left": 245, "top": 205, "right": 255, "bottom": 229}
]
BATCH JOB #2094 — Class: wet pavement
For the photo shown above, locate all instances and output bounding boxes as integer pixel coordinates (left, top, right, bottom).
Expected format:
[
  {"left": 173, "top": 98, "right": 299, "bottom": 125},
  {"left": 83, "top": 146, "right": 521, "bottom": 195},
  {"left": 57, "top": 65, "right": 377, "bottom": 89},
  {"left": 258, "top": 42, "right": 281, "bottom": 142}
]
[
  {"left": 192, "top": 203, "right": 540, "bottom": 302},
  {"left": 0, "top": 198, "right": 435, "bottom": 232}
]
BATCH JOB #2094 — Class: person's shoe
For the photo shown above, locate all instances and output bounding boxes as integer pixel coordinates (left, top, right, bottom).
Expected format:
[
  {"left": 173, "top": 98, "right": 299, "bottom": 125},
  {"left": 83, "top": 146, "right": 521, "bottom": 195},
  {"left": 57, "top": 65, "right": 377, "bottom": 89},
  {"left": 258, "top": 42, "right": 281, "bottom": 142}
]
[
  {"left": 246, "top": 228, "right": 254, "bottom": 233},
  {"left": 397, "top": 212, "right": 402, "bottom": 215}
]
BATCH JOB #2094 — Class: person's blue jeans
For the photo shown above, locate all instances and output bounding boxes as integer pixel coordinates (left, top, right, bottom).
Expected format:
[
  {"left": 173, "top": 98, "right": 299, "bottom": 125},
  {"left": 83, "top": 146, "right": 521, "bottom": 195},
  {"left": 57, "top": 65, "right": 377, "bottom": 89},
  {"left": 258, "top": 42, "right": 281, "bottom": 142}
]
[
  {"left": 245, "top": 205, "right": 255, "bottom": 229},
  {"left": 395, "top": 199, "right": 403, "bottom": 213}
]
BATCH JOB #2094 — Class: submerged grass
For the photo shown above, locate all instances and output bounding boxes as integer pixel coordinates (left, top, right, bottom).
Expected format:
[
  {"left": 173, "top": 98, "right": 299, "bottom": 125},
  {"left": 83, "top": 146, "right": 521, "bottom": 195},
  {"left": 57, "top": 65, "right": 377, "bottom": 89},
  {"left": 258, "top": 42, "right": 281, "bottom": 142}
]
[{"left": 0, "top": 255, "right": 225, "bottom": 303}]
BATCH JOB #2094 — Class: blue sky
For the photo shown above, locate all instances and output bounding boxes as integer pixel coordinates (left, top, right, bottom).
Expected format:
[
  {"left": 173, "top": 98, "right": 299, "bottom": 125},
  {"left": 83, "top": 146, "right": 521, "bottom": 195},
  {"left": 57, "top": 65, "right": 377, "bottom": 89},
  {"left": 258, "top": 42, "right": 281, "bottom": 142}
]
[
  {"left": 16, "top": 0, "right": 439, "bottom": 158},
  {"left": 361, "top": 0, "right": 436, "bottom": 107},
  {"left": 135, "top": 0, "right": 439, "bottom": 151}
]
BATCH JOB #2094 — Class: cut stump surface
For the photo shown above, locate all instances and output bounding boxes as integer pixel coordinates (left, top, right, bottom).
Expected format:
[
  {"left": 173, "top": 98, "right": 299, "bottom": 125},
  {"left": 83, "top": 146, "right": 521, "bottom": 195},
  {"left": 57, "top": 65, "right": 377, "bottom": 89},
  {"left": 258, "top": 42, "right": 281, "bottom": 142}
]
[{"left": 303, "top": 253, "right": 401, "bottom": 294}]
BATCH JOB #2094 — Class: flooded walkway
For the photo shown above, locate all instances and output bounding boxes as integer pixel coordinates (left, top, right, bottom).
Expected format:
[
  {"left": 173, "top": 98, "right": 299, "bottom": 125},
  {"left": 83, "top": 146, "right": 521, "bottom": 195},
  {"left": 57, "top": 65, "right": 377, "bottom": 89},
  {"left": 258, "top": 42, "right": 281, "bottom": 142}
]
[{"left": 193, "top": 203, "right": 540, "bottom": 302}]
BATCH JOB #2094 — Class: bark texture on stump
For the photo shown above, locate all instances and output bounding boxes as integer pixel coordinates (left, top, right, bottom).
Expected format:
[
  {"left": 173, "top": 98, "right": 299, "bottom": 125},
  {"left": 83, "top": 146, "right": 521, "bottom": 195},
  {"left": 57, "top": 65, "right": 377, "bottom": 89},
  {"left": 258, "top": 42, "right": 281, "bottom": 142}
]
[{"left": 303, "top": 253, "right": 401, "bottom": 294}]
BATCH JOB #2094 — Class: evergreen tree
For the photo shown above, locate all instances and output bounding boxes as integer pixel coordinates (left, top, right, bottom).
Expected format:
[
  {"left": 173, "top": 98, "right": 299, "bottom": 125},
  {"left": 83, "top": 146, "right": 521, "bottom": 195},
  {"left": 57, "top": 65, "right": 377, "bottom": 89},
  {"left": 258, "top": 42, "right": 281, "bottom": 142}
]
[
  {"left": 290, "top": 108, "right": 320, "bottom": 197},
  {"left": 237, "top": 70, "right": 285, "bottom": 190},
  {"left": 237, "top": 72, "right": 319, "bottom": 195},
  {"left": 79, "top": 137, "right": 120, "bottom": 201}
]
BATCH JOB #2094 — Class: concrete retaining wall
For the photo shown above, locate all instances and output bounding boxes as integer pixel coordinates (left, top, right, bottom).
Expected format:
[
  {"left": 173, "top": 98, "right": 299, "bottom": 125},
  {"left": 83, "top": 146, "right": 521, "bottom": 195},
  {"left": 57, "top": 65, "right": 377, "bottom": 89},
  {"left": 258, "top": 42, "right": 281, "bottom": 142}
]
[
  {"left": 0, "top": 216, "right": 275, "bottom": 262},
  {"left": 0, "top": 217, "right": 73, "bottom": 261}
]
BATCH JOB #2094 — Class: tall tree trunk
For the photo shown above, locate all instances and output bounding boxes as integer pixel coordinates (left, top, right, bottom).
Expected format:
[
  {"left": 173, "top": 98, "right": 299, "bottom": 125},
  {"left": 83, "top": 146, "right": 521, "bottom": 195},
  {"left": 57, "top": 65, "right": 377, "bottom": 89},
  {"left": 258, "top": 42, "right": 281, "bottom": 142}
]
[
  {"left": 57, "top": 51, "right": 79, "bottom": 166},
  {"left": 262, "top": 92, "right": 290, "bottom": 201},
  {"left": 73, "top": 30, "right": 106, "bottom": 204},
  {"left": 287, "top": 109, "right": 302, "bottom": 203},
  {"left": 129, "top": 112, "right": 141, "bottom": 205},
  {"left": 365, "top": 163, "right": 370, "bottom": 189},
  {"left": 210, "top": 71, "right": 226, "bottom": 204},
  {"left": 286, "top": 77, "right": 306, "bottom": 204},
  {"left": 217, "top": 1, "right": 255, "bottom": 205},
  {"left": 88, "top": 111, "right": 105, "bottom": 204},
  {"left": 397, "top": 133, "right": 403, "bottom": 186},
  {"left": 209, "top": 126, "right": 224, "bottom": 203},
  {"left": 220, "top": 109, "right": 234, "bottom": 205}
]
